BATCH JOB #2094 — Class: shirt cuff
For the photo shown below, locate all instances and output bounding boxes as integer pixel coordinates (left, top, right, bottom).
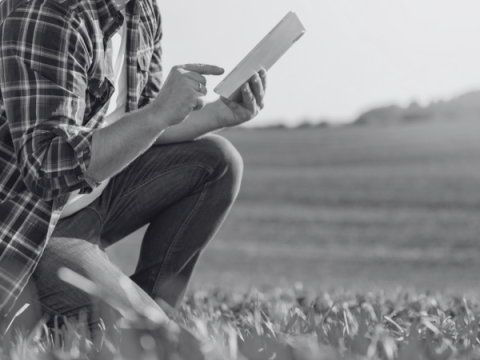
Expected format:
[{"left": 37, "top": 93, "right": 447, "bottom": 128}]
[{"left": 52, "top": 124, "right": 101, "bottom": 193}]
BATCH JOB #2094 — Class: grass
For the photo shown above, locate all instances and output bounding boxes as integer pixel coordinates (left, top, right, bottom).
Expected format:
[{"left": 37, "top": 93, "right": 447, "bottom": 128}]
[{"left": 4, "top": 285, "right": 480, "bottom": 359}]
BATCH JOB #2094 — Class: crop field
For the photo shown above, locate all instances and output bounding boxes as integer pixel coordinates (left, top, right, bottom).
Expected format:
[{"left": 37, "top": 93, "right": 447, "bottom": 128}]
[
  {"left": 107, "top": 118, "right": 480, "bottom": 296},
  {"left": 6, "top": 270, "right": 480, "bottom": 360},
  {"left": 4, "top": 118, "right": 480, "bottom": 360}
]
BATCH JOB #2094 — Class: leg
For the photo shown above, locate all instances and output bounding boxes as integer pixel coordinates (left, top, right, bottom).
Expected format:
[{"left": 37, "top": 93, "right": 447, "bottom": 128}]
[
  {"left": 31, "top": 217, "right": 209, "bottom": 360},
  {"left": 30, "top": 134, "right": 242, "bottom": 331},
  {"left": 31, "top": 207, "right": 164, "bottom": 335},
  {"left": 99, "top": 134, "right": 243, "bottom": 307}
]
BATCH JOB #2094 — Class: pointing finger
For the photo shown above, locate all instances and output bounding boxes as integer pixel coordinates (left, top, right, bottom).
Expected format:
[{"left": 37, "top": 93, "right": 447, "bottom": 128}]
[
  {"left": 184, "top": 72, "right": 207, "bottom": 85},
  {"left": 180, "top": 64, "right": 225, "bottom": 76}
]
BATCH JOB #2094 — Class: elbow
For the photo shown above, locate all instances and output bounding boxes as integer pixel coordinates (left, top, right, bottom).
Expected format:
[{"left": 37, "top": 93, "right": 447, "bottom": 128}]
[
  {"left": 20, "top": 160, "right": 89, "bottom": 202},
  {"left": 21, "top": 170, "right": 58, "bottom": 201},
  {"left": 19, "top": 155, "right": 69, "bottom": 201},
  {"left": 16, "top": 130, "right": 93, "bottom": 201}
]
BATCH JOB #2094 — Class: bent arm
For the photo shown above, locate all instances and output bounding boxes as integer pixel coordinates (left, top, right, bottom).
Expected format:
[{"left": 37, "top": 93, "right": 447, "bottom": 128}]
[
  {"left": 0, "top": 5, "right": 168, "bottom": 199},
  {"left": 85, "top": 108, "right": 167, "bottom": 182},
  {"left": 0, "top": 8, "right": 96, "bottom": 200},
  {"left": 153, "top": 101, "right": 223, "bottom": 145}
]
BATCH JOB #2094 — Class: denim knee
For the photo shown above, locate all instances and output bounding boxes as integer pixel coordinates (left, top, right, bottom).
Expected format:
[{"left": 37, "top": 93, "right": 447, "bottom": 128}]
[{"left": 196, "top": 134, "right": 244, "bottom": 199}]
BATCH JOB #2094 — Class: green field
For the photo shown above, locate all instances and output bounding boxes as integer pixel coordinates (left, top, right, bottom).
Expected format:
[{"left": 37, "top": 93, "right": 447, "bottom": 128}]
[{"left": 106, "top": 119, "right": 480, "bottom": 296}]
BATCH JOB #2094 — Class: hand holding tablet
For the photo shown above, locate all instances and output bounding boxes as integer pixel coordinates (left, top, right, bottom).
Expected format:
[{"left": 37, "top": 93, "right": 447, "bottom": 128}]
[{"left": 214, "top": 11, "right": 306, "bottom": 100}]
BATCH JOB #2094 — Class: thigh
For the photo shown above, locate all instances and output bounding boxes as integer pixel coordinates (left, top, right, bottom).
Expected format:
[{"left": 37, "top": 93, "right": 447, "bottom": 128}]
[
  {"left": 32, "top": 207, "right": 108, "bottom": 326},
  {"left": 32, "top": 207, "right": 159, "bottom": 329},
  {"left": 95, "top": 136, "right": 226, "bottom": 247}
]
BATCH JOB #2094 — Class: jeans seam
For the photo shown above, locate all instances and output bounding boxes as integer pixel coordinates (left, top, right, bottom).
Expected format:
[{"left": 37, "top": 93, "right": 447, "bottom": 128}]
[
  {"left": 150, "top": 177, "right": 211, "bottom": 297},
  {"left": 85, "top": 206, "right": 104, "bottom": 229},
  {"left": 118, "top": 164, "right": 213, "bottom": 200}
]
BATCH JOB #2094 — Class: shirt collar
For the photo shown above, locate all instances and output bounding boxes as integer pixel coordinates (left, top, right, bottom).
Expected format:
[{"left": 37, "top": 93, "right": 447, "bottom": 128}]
[{"left": 95, "top": 0, "right": 131, "bottom": 39}]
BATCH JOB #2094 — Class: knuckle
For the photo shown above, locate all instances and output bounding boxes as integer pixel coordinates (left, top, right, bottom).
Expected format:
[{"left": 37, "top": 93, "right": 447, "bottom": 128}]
[
  {"left": 173, "top": 67, "right": 184, "bottom": 77},
  {"left": 198, "top": 98, "right": 206, "bottom": 108}
]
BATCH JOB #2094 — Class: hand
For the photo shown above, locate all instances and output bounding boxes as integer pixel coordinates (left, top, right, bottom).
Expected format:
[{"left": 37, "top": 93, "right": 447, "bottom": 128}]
[
  {"left": 151, "top": 64, "right": 224, "bottom": 127},
  {"left": 216, "top": 69, "right": 267, "bottom": 128}
]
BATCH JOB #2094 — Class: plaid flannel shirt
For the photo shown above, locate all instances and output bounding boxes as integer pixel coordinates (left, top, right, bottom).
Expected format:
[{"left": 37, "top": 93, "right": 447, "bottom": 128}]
[{"left": 0, "top": 0, "right": 163, "bottom": 314}]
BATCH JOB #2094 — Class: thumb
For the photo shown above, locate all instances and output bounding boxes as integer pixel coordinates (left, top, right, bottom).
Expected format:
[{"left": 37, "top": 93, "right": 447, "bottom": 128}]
[
  {"left": 220, "top": 96, "right": 233, "bottom": 106},
  {"left": 220, "top": 96, "right": 239, "bottom": 110}
]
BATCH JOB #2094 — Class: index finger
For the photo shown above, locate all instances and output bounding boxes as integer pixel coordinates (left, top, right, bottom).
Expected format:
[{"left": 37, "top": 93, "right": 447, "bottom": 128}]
[{"left": 181, "top": 64, "right": 225, "bottom": 76}]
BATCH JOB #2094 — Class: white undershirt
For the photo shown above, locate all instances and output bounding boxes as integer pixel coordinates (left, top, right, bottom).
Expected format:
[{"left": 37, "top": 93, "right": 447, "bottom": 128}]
[
  {"left": 60, "top": 12, "right": 128, "bottom": 219},
  {"left": 104, "top": 10, "right": 128, "bottom": 126}
]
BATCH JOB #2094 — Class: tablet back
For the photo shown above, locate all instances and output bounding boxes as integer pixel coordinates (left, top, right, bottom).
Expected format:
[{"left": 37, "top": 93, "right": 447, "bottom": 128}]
[{"left": 214, "top": 11, "right": 306, "bottom": 100}]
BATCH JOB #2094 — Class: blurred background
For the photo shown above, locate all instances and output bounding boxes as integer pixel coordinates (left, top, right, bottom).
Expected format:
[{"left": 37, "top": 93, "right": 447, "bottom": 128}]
[{"left": 107, "top": 0, "right": 480, "bottom": 296}]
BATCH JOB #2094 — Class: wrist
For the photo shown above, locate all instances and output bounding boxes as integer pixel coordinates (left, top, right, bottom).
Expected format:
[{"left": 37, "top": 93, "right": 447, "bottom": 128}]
[
  {"left": 211, "top": 99, "right": 228, "bottom": 129},
  {"left": 141, "top": 104, "right": 171, "bottom": 133}
]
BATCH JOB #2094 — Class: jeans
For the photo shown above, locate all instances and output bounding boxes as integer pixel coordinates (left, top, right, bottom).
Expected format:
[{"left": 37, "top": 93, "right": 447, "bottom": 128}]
[{"left": 26, "top": 134, "right": 243, "bottom": 331}]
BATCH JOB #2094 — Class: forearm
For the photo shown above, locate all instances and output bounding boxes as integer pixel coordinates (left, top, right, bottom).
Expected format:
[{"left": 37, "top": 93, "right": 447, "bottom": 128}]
[
  {"left": 86, "top": 107, "right": 167, "bottom": 182},
  {"left": 154, "top": 101, "right": 223, "bottom": 145}
]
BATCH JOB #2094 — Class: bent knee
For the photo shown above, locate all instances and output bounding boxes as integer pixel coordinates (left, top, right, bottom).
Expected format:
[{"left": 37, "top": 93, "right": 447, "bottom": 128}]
[{"left": 196, "top": 134, "right": 244, "bottom": 182}]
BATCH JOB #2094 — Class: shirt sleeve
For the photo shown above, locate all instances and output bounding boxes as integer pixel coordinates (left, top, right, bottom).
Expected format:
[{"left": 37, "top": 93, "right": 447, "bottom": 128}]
[
  {"left": 0, "top": 3, "right": 98, "bottom": 201},
  {"left": 138, "top": 4, "right": 163, "bottom": 108}
]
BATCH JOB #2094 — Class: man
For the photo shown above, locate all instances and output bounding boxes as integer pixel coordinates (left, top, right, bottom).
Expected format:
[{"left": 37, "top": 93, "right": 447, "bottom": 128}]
[{"left": 0, "top": 0, "right": 266, "bottom": 335}]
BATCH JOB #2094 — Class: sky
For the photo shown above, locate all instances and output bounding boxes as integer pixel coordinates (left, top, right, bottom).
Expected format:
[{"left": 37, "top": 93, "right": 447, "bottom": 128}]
[{"left": 158, "top": 0, "right": 480, "bottom": 127}]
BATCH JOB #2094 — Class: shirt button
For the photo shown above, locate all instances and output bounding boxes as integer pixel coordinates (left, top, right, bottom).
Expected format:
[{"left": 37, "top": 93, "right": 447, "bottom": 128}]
[{"left": 78, "top": 175, "right": 84, "bottom": 180}]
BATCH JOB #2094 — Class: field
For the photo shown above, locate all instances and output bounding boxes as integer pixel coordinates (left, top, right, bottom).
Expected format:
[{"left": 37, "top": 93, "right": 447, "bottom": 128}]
[
  {"left": 4, "top": 118, "right": 480, "bottom": 360},
  {"left": 107, "top": 118, "right": 480, "bottom": 296}
]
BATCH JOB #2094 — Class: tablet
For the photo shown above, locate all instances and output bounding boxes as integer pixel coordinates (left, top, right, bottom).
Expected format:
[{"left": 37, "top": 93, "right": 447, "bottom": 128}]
[{"left": 214, "top": 11, "right": 306, "bottom": 100}]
